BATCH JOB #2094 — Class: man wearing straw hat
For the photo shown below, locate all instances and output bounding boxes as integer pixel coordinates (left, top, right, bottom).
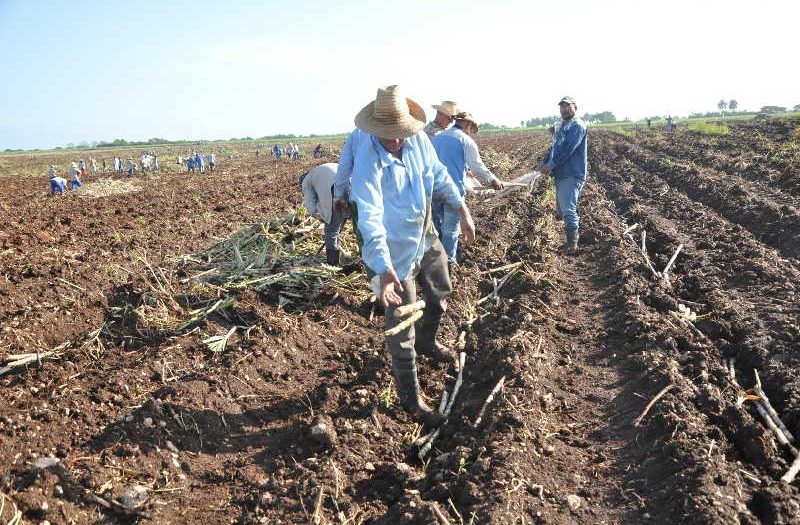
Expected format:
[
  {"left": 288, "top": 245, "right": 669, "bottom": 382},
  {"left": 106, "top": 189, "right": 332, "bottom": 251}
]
[
  {"left": 536, "top": 96, "right": 588, "bottom": 254},
  {"left": 432, "top": 111, "right": 504, "bottom": 266},
  {"left": 424, "top": 100, "right": 459, "bottom": 139},
  {"left": 351, "top": 85, "right": 476, "bottom": 426}
]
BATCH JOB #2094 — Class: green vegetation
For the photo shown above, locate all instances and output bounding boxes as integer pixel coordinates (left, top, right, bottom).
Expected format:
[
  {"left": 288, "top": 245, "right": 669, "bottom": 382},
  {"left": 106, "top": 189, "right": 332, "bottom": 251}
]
[{"left": 687, "top": 121, "right": 730, "bottom": 135}]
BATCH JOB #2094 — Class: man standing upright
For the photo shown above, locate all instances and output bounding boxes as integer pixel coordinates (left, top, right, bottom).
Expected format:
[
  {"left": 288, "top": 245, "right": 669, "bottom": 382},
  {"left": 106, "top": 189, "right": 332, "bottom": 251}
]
[
  {"left": 424, "top": 100, "right": 459, "bottom": 139},
  {"left": 351, "top": 86, "right": 476, "bottom": 426},
  {"left": 432, "top": 111, "right": 503, "bottom": 266},
  {"left": 537, "top": 96, "right": 588, "bottom": 254}
]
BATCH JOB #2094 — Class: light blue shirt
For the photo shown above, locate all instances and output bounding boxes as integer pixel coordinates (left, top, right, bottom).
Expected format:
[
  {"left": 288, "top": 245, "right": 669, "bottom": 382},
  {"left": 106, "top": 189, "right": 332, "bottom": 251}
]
[
  {"left": 432, "top": 125, "right": 496, "bottom": 196},
  {"left": 351, "top": 131, "right": 464, "bottom": 281},
  {"left": 334, "top": 128, "right": 369, "bottom": 200}
]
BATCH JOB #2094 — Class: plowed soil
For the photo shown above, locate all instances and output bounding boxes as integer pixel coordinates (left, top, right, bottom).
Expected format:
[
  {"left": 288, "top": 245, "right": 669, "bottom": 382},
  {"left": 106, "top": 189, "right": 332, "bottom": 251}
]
[{"left": 1, "top": 119, "right": 799, "bottom": 524}]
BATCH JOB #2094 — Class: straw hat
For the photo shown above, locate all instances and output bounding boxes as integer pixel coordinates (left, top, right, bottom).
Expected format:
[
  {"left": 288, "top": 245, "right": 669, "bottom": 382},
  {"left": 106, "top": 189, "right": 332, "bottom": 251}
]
[
  {"left": 354, "top": 85, "right": 426, "bottom": 139},
  {"left": 455, "top": 111, "right": 479, "bottom": 133},
  {"left": 432, "top": 100, "right": 459, "bottom": 117}
]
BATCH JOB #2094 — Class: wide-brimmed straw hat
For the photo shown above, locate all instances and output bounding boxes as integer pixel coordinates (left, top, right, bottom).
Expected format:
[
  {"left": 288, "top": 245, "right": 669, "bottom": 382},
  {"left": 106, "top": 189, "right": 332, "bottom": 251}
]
[
  {"left": 455, "top": 111, "right": 479, "bottom": 133},
  {"left": 354, "top": 85, "right": 426, "bottom": 139},
  {"left": 432, "top": 100, "right": 459, "bottom": 117}
]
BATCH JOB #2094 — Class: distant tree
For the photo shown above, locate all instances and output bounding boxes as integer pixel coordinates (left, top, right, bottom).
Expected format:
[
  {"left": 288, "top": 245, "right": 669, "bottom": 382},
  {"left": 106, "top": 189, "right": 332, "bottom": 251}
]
[
  {"left": 760, "top": 105, "right": 787, "bottom": 114},
  {"left": 728, "top": 99, "right": 738, "bottom": 112},
  {"left": 794, "top": 104, "right": 800, "bottom": 111},
  {"left": 718, "top": 99, "right": 728, "bottom": 116}
]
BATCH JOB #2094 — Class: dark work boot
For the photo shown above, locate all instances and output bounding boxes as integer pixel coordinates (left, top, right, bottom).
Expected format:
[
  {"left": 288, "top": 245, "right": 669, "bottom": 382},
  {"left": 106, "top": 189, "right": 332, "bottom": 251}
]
[
  {"left": 566, "top": 227, "right": 579, "bottom": 254},
  {"left": 416, "top": 340, "right": 456, "bottom": 363},
  {"left": 560, "top": 228, "right": 579, "bottom": 254},
  {"left": 392, "top": 357, "right": 443, "bottom": 427},
  {"left": 325, "top": 248, "right": 340, "bottom": 266}
]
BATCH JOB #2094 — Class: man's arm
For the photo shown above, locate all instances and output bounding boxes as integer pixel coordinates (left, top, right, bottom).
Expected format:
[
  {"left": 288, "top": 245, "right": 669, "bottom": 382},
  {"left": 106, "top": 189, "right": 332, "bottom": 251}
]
[
  {"left": 350, "top": 142, "right": 392, "bottom": 279},
  {"left": 463, "top": 135, "right": 503, "bottom": 189},
  {"left": 334, "top": 132, "right": 357, "bottom": 200}
]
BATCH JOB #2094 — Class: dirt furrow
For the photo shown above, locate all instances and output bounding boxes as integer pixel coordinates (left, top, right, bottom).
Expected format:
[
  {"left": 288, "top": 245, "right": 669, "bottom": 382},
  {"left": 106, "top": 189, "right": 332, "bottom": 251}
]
[
  {"left": 591, "top": 136, "right": 800, "bottom": 522},
  {"left": 607, "top": 135, "right": 800, "bottom": 260}
]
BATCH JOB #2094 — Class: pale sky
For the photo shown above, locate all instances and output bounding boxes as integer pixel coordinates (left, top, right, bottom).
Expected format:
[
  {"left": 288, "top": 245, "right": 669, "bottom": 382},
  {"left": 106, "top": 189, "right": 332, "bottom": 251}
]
[{"left": 1, "top": 0, "right": 798, "bottom": 150}]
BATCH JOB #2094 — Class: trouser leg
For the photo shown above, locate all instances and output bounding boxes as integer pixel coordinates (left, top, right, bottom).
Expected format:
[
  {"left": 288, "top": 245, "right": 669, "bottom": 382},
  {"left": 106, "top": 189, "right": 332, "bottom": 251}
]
[
  {"left": 415, "top": 241, "right": 453, "bottom": 357},
  {"left": 384, "top": 275, "right": 442, "bottom": 426},
  {"left": 440, "top": 206, "right": 461, "bottom": 265},
  {"left": 555, "top": 176, "right": 584, "bottom": 230},
  {"left": 324, "top": 208, "right": 345, "bottom": 265}
]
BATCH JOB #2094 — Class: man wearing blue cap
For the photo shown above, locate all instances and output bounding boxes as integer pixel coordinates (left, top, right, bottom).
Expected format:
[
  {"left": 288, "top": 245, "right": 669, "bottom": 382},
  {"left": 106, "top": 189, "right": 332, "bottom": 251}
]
[{"left": 537, "top": 96, "right": 588, "bottom": 254}]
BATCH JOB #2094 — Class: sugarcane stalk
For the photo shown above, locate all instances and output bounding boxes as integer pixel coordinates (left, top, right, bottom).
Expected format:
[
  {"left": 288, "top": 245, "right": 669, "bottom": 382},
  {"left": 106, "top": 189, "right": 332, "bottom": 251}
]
[
  {"left": 394, "top": 300, "right": 426, "bottom": 318},
  {"left": 384, "top": 310, "right": 424, "bottom": 336}
]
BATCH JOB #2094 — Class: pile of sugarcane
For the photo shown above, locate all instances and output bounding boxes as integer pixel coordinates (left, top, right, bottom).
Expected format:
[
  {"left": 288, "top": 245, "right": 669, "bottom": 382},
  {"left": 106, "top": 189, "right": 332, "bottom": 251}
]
[{"left": 180, "top": 207, "right": 370, "bottom": 305}]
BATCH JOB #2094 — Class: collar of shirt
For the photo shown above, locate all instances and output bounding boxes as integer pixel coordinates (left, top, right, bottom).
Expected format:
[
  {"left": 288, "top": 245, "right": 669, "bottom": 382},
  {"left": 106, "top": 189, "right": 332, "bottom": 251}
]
[{"left": 372, "top": 134, "right": 417, "bottom": 169}]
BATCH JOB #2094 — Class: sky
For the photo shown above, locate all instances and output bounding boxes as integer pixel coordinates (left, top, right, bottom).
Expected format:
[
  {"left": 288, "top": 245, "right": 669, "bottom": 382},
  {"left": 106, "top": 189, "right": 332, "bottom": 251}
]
[{"left": 1, "top": 0, "right": 798, "bottom": 150}]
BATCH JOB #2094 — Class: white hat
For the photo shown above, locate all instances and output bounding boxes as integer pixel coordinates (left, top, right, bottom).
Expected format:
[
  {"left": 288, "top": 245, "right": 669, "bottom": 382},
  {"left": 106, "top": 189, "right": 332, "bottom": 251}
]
[
  {"left": 354, "top": 85, "right": 426, "bottom": 139},
  {"left": 432, "top": 100, "right": 459, "bottom": 117}
]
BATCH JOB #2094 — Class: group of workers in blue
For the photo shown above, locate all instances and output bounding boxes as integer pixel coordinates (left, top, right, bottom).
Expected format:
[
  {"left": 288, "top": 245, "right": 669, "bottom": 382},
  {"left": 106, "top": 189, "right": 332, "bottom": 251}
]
[{"left": 181, "top": 152, "right": 216, "bottom": 173}]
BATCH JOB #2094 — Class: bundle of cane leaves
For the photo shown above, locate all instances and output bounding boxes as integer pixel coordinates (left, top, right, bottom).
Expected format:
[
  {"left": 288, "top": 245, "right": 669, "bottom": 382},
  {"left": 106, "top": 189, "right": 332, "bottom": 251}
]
[{"left": 180, "top": 207, "right": 367, "bottom": 304}]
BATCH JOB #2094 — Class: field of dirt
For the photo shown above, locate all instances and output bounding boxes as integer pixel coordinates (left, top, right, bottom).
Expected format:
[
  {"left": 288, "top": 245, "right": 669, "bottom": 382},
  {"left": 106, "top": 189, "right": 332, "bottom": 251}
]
[{"left": 1, "top": 119, "right": 799, "bottom": 524}]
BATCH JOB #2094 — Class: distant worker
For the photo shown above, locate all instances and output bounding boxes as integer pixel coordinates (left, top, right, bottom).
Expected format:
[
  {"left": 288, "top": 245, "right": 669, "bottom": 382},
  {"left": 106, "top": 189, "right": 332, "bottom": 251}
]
[
  {"left": 196, "top": 152, "right": 205, "bottom": 174},
  {"left": 272, "top": 144, "right": 283, "bottom": 160},
  {"left": 90, "top": 157, "right": 97, "bottom": 175},
  {"left": 424, "top": 100, "right": 459, "bottom": 139},
  {"left": 313, "top": 143, "right": 322, "bottom": 158},
  {"left": 69, "top": 162, "right": 82, "bottom": 189},
  {"left": 536, "top": 96, "right": 588, "bottom": 254},
  {"left": 432, "top": 111, "right": 504, "bottom": 266},
  {"left": 102, "top": 158, "right": 107, "bottom": 173},
  {"left": 301, "top": 163, "right": 347, "bottom": 265},
  {"left": 126, "top": 157, "right": 136, "bottom": 177},
  {"left": 207, "top": 153, "right": 216, "bottom": 172},
  {"left": 49, "top": 166, "right": 67, "bottom": 196},
  {"left": 78, "top": 159, "right": 87, "bottom": 177}
]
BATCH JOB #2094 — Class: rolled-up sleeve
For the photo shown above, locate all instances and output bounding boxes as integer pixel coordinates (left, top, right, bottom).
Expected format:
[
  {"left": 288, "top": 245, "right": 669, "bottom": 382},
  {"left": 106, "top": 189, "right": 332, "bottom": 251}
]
[{"left": 463, "top": 135, "right": 496, "bottom": 184}]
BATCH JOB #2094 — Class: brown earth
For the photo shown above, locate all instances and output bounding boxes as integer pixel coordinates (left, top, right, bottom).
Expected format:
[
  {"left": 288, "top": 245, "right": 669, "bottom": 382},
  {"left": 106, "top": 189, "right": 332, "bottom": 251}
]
[{"left": 1, "top": 121, "right": 799, "bottom": 524}]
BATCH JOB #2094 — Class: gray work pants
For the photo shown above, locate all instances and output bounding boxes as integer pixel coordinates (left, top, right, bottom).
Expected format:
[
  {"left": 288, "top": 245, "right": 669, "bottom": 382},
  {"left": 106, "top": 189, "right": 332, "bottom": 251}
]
[{"left": 384, "top": 240, "right": 452, "bottom": 362}]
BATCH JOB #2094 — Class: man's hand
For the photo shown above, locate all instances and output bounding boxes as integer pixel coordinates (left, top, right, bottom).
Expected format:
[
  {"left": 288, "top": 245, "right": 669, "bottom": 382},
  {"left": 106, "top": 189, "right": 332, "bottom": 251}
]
[
  {"left": 490, "top": 177, "right": 504, "bottom": 190},
  {"left": 379, "top": 269, "right": 404, "bottom": 307},
  {"left": 459, "top": 205, "right": 476, "bottom": 245},
  {"left": 333, "top": 197, "right": 348, "bottom": 216}
]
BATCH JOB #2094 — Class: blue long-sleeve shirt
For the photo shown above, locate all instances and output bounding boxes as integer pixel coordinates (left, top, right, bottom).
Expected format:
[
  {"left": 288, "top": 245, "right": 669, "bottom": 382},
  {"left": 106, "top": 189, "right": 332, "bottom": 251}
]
[
  {"left": 334, "top": 128, "right": 369, "bottom": 200},
  {"left": 432, "top": 125, "right": 497, "bottom": 196},
  {"left": 543, "top": 117, "right": 588, "bottom": 179},
  {"left": 351, "top": 131, "right": 464, "bottom": 281}
]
